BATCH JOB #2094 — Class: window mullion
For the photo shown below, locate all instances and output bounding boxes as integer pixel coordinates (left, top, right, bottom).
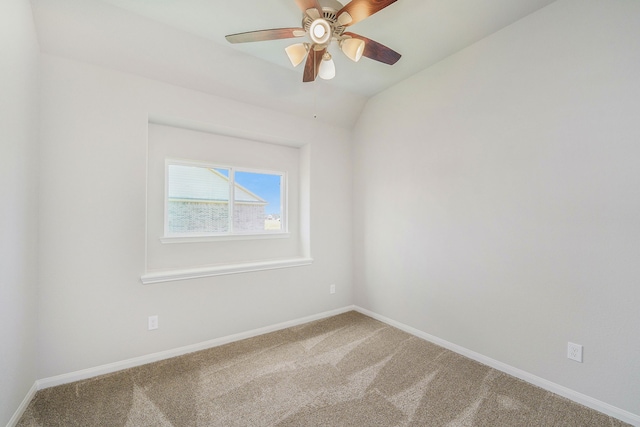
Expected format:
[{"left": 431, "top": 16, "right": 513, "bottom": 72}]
[{"left": 228, "top": 168, "right": 235, "bottom": 233}]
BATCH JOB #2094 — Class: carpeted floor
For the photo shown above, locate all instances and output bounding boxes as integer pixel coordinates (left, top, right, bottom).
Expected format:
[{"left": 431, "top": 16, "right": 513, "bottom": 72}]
[{"left": 17, "top": 311, "right": 630, "bottom": 426}]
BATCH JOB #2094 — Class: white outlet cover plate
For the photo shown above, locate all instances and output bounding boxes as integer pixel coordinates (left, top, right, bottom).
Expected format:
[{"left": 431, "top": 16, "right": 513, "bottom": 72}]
[
  {"left": 567, "top": 342, "right": 583, "bottom": 362},
  {"left": 148, "top": 315, "right": 159, "bottom": 330}
]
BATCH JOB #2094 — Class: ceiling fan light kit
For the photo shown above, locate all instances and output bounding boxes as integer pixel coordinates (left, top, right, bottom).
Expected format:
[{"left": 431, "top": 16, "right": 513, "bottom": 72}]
[
  {"left": 310, "top": 19, "right": 332, "bottom": 44},
  {"left": 340, "top": 37, "right": 365, "bottom": 62},
  {"left": 285, "top": 43, "right": 310, "bottom": 67},
  {"left": 319, "top": 52, "right": 336, "bottom": 80},
  {"left": 225, "top": 0, "right": 401, "bottom": 83}
]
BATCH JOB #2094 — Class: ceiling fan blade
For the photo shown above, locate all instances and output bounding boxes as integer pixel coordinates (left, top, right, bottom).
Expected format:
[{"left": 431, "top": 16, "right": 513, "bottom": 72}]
[
  {"left": 295, "top": 0, "right": 324, "bottom": 19},
  {"left": 226, "top": 28, "right": 306, "bottom": 44},
  {"left": 343, "top": 32, "right": 401, "bottom": 65},
  {"left": 337, "top": 0, "right": 398, "bottom": 26},
  {"left": 303, "top": 47, "right": 326, "bottom": 82}
]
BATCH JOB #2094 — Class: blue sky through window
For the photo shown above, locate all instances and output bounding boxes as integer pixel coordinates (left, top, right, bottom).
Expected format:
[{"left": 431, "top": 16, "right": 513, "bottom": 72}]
[{"left": 216, "top": 168, "right": 281, "bottom": 215}]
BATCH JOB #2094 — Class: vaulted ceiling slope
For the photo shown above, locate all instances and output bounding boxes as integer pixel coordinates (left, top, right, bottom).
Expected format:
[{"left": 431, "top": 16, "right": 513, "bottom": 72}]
[{"left": 30, "top": 0, "right": 557, "bottom": 129}]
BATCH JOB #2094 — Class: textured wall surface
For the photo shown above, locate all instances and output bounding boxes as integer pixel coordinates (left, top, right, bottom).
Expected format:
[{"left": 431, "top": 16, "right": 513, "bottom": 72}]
[
  {"left": 354, "top": 0, "right": 640, "bottom": 417},
  {"left": 36, "top": 54, "right": 353, "bottom": 380},
  {"left": 0, "top": 0, "right": 40, "bottom": 425}
]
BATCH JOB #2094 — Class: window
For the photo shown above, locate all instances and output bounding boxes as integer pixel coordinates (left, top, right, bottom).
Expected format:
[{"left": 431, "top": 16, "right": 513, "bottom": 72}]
[
  {"left": 165, "top": 160, "right": 286, "bottom": 237},
  {"left": 142, "top": 121, "right": 311, "bottom": 284}
]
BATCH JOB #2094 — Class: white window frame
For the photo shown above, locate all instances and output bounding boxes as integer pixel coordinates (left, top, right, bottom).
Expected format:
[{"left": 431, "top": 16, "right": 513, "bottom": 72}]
[{"left": 162, "top": 158, "right": 288, "bottom": 242}]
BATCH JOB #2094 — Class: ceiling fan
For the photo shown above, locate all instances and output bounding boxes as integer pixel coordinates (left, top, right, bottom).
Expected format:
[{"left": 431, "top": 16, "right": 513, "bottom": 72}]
[{"left": 225, "top": 0, "right": 401, "bottom": 82}]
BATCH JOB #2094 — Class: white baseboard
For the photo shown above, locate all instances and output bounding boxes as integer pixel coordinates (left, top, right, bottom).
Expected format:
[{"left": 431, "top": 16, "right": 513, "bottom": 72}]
[
  {"left": 354, "top": 306, "right": 640, "bottom": 427},
  {"left": 7, "top": 382, "right": 37, "bottom": 427},
  {"left": 37, "top": 305, "right": 356, "bottom": 390},
  {"left": 25, "top": 304, "right": 639, "bottom": 426}
]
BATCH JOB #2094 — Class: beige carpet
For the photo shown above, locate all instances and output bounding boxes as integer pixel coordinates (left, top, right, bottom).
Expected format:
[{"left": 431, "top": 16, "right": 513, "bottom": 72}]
[{"left": 17, "top": 311, "right": 629, "bottom": 426}]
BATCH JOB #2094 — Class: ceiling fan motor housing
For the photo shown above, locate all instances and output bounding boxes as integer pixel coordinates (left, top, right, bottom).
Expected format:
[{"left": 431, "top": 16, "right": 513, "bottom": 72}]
[
  {"left": 309, "top": 19, "right": 332, "bottom": 45},
  {"left": 303, "top": 0, "right": 346, "bottom": 45}
]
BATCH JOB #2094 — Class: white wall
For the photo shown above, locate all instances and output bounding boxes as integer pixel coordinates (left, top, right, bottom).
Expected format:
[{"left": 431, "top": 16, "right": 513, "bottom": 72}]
[
  {"left": 0, "top": 0, "right": 40, "bottom": 424},
  {"left": 354, "top": 0, "right": 640, "bottom": 418},
  {"left": 37, "top": 54, "right": 353, "bottom": 379}
]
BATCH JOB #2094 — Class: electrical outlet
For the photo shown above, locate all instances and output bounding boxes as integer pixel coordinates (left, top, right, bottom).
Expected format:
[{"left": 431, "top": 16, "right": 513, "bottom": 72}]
[
  {"left": 148, "top": 315, "right": 159, "bottom": 331},
  {"left": 330, "top": 284, "right": 336, "bottom": 294},
  {"left": 567, "top": 342, "right": 583, "bottom": 362}
]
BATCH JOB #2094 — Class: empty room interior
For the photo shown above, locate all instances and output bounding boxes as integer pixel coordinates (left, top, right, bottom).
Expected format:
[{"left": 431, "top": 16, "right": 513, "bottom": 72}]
[{"left": 2, "top": 0, "right": 639, "bottom": 425}]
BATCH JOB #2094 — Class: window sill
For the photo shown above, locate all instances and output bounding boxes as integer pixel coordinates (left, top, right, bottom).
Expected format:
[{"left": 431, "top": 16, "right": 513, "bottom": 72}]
[
  {"left": 141, "top": 257, "right": 313, "bottom": 284},
  {"left": 160, "top": 232, "right": 290, "bottom": 244}
]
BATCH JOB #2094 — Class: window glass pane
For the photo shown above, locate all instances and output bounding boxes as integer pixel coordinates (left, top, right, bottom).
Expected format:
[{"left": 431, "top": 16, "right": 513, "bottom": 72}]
[
  {"left": 234, "top": 171, "right": 282, "bottom": 232},
  {"left": 167, "top": 165, "right": 230, "bottom": 233}
]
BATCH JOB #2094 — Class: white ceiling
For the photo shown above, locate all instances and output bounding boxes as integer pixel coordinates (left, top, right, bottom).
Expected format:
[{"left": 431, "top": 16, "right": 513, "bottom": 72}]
[{"left": 31, "top": 0, "right": 557, "bottom": 128}]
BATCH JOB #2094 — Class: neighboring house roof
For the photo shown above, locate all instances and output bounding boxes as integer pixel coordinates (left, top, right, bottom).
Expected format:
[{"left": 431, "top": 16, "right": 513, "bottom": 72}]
[{"left": 168, "top": 165, "right": 267, "bottom": 204}]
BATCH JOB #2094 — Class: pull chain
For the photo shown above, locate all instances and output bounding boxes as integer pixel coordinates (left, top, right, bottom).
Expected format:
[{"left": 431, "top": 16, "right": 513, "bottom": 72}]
[
  {"left": 313, "top": 51, "right": 318, "bottom": 119},
  {"left": 313, "top": 82, "right": 318, "bottom": 119}
]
